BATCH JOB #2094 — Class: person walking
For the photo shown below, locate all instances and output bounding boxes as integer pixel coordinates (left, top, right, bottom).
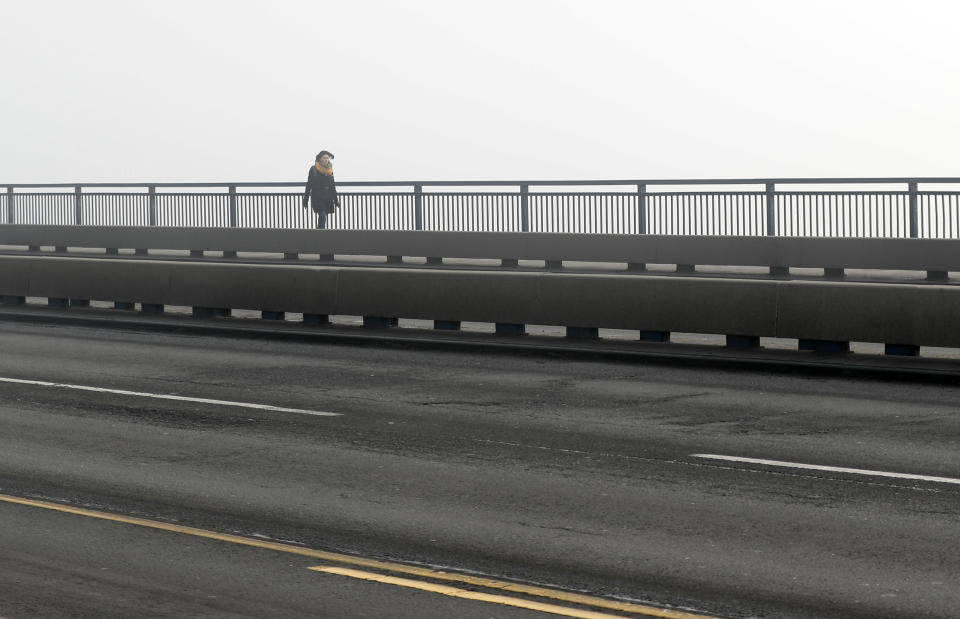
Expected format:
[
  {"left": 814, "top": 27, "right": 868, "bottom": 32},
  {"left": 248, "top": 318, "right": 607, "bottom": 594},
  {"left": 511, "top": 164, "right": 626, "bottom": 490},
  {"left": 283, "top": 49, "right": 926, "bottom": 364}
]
[{"left": 303, "top": 150, "right": 340, "bottom": 229}]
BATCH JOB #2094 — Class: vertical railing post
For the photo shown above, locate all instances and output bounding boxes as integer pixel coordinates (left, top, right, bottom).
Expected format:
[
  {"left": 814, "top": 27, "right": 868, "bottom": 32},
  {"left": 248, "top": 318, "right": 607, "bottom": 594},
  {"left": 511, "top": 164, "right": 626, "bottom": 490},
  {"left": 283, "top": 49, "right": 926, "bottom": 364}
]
[
  {"left": 74, "top": 185, "right": 83, "bottom": 225},
  {"left": 765, "top": 182, "right": 776, "bottom": 236},
  {"left": 414, "top": 184, "right": 423, "bottom": 231},
  {"left": 637, "top": 183, "right": 647, "bottom": 234},
  {"left": 520, "top": 184, "right": 529, "bottom": 232},
  {"left": 6, "top": 186, "right": 13, "bottom": 224},
  {"left": 908, "top": 181, "right": 918, "bottom": 238},
  {"left": 228, "top": 185, "right": 238, "bottom": 228},
  {"left": 148, "top": 185, "right": 157, "bottom": 226}
]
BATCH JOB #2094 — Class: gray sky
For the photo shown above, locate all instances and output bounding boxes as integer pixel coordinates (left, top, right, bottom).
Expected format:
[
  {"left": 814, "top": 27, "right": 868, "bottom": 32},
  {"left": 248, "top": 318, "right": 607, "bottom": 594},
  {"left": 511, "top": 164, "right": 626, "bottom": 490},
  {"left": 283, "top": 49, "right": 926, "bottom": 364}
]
[{"left": 2, "top": 0, "right": 958, "bottom": 184}]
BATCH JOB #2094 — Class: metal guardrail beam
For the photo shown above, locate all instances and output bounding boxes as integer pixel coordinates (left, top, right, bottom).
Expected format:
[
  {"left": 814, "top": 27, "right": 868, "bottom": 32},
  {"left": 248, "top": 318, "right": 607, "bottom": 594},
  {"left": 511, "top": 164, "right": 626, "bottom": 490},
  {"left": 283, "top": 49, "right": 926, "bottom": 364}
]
[{"left": 3, "top": 177, "right": 960, "bottom": 189}]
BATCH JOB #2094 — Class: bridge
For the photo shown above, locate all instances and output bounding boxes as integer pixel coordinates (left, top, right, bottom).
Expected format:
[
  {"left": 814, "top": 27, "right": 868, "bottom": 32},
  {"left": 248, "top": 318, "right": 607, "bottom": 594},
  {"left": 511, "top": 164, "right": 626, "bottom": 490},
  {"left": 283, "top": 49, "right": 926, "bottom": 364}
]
[
  {"left": 0, "top": 178, "right": 958, "bottom": 618},
  {"left": 2, "top": 177, "right": 960, "bottom": 362}
]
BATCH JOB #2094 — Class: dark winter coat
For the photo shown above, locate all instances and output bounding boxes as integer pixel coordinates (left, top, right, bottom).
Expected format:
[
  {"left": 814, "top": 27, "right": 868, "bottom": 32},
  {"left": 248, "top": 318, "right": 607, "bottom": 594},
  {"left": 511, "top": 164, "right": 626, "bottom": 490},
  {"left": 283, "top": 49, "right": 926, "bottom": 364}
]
[{"left": 303, "top": 165, "right": 340, "bottom": 214}]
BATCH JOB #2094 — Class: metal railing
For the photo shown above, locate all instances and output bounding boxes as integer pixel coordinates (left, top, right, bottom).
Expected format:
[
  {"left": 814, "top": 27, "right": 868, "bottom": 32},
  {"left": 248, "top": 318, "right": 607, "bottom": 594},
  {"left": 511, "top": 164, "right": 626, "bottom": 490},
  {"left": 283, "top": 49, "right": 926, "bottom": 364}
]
[{"left": 3, "top": 178, "right": 960, "bottom": 238}]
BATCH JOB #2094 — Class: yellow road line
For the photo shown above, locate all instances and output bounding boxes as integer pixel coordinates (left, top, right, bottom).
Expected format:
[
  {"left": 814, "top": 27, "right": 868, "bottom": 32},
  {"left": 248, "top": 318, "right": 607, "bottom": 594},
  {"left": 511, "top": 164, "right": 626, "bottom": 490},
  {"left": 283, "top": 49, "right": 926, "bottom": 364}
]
[
  {"left": 0, "top": 492, "right": 719, "bottom": 619},
  {"left": 312, "top": 565, "right": 634, "bottom": 619}
]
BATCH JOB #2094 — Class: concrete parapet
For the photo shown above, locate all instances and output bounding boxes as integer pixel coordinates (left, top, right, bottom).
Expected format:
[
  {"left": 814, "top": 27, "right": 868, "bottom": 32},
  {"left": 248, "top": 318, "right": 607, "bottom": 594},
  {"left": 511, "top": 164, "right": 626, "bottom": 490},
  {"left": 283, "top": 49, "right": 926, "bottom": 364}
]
[
  {"left": 0, "top": 255, "right": 958, "bottom": 349},
  {"left": 774, "top": 279, "right": 960, "bottom": 346}
]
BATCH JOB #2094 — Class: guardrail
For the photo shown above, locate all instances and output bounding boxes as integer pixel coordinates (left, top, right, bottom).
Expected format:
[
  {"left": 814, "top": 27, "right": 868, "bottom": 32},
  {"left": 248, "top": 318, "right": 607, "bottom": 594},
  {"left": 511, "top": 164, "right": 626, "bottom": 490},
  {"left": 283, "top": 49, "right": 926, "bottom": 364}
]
[
  {"left": 2, "top": 226, "right": 959, "bottom": 281},
  {"left": 4, "top": 178, "right": 960, "bottom": 238},
  {"left": 0, "top": 255, "right": 955, "bottom": 357}
]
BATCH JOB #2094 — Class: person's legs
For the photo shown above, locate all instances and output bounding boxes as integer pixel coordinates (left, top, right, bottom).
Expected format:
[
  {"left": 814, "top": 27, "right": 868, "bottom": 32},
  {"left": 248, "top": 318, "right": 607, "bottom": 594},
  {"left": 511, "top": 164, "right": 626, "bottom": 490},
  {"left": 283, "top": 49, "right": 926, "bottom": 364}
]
[{"left": 316, "top": 210, "right": 327, "bottom": 229}]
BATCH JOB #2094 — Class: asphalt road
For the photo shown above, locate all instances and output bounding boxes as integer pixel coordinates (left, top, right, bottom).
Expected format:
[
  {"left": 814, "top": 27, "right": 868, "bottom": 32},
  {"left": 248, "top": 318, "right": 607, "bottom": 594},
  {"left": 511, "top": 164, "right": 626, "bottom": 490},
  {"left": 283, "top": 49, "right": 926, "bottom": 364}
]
[{"left": 0, "top": 319, "right": 957, "bottom": 618}]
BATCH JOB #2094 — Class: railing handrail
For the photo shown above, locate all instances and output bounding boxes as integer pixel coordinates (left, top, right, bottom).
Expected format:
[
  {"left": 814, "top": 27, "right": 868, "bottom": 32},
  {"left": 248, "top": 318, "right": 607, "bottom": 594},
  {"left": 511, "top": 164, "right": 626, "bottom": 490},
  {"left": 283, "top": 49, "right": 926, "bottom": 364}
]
[
  {"left": 4, "top": 178, "right": 958, "bottom": 239},
  {"left": 4, "top": 177, "right": 960, "bottom": 189}
]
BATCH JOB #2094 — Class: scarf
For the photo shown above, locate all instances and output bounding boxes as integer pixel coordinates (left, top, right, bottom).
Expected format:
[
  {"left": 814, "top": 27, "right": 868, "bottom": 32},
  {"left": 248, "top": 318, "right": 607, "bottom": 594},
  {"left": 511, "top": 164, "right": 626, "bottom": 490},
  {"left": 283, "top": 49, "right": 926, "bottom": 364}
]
[{"left": 315, "top": 162, "right": 334, "bottom": 175}]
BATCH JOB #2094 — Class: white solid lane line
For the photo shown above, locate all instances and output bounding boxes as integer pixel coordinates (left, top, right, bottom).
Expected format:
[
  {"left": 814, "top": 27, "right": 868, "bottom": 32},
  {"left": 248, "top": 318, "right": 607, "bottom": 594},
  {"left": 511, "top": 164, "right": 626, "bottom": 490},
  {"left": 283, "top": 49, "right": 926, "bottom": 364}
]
[
  {"left": 692, "top": 454, "right": 960, "bottom": 485},
  {"left": 0, "top": 376, "right": 340, "bottom": 417}
]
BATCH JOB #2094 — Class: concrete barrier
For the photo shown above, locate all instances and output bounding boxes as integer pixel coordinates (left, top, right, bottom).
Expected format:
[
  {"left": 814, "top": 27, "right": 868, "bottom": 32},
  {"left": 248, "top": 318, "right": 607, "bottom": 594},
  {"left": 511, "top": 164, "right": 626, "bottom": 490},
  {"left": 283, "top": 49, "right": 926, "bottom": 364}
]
[
  {"left": 1, "top": 226, "right": 959, "bottom": 277},
  {"left": 0, "top": 255, "right": 958, "bottom": 351}
]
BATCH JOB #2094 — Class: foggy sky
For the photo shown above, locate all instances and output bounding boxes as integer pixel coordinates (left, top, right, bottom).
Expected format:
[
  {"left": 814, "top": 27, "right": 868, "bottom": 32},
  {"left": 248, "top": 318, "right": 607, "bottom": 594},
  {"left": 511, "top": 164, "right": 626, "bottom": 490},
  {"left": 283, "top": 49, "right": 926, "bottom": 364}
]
[{"left": 2, "top": 0, "right": 958, "bottom": 184}]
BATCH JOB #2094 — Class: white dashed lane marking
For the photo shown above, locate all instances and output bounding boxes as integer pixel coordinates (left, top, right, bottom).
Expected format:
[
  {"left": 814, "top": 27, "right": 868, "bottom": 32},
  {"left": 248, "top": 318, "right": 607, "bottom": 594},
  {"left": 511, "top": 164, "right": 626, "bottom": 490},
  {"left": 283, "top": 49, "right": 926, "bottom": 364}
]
[
  {"left": 0, "top": 376, "right": 340, "bottom": 417},
  {"left": 692, "top": 454, "right": 960, "bottom": 485}
]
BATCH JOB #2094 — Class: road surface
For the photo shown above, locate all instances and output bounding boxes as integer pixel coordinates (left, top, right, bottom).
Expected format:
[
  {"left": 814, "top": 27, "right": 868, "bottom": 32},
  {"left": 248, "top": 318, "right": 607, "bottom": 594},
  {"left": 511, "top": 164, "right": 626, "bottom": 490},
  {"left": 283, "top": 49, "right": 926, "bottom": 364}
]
[{"left": 0, "top": 319, "right": 957, "bottom": 618}]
